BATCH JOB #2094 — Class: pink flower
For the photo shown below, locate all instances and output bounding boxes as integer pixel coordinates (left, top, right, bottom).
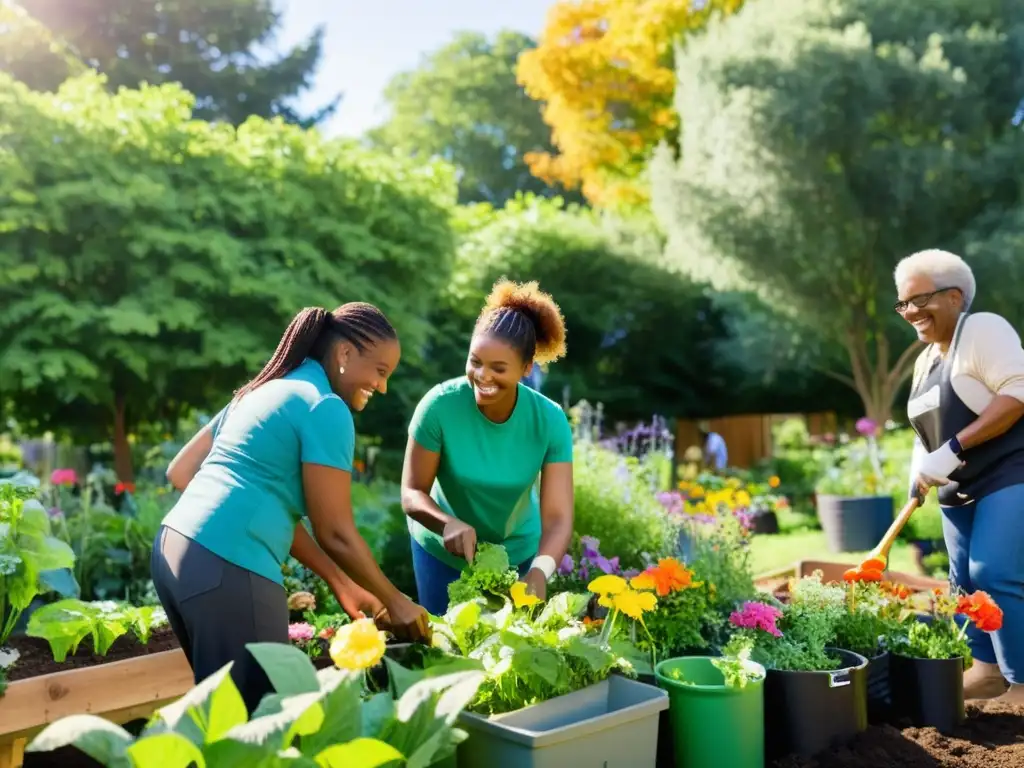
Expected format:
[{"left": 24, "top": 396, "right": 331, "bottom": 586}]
[
  {"left": 855, "top": 418, "right": 878, "bottom": 437},
  {"left": 730, "top": 601, "right": 784, "bottom": 637},
  {"left": 288, "top": 622, "right": 315, "bottom": 643},
  {"left": 50, "top": 468, "right": 78, "bottom": 486}
]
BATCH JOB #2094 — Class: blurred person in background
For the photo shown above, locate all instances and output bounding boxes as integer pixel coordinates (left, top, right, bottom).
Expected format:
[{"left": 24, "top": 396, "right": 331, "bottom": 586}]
[{"left": 699, "top": 422, "right": 728, "bottom": 471}]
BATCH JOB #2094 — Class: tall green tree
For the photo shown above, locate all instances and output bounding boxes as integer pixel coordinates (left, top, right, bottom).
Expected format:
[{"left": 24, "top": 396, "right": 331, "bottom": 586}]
[
  {"left": 1, "top": 0, "right": 335, "bottom": 125},
  {"left": 0, "top": 73, "right": 456, "bottom": 480},
  {"left": 652, "top": 0, "right": 1024, "bottom": 422},
  {"left": 368, "top": 31, "right": 577, "bottom": 206}
]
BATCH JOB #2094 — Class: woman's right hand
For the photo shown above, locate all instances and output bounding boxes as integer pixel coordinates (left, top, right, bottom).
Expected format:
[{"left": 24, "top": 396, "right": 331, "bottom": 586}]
[
  {"left": 384, "top": 594, "right": 432, "bottom": 643},
  {"left": 442, "top": 518, "right": 477, "bottom": 562}
]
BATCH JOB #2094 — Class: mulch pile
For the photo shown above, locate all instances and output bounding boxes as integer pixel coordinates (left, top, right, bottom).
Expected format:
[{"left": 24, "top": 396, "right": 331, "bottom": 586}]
[
  {"left": 773, "top": 701, "right": 1024, "bottom": 768},
  {"left": 7, "top": 625, "right": 179, "bottom": 681}
]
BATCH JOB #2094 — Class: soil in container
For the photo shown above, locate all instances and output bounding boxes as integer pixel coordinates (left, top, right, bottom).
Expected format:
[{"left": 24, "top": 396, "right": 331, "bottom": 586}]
[
  {"left": 770, "top": 700, "right": 1024, "bottom": 767},
  {"left": 6, "top": 626, "right": 180, "bottom": 681}
]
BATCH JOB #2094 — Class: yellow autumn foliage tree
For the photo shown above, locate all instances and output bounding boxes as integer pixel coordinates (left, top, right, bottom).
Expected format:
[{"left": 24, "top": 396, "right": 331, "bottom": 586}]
[{"left": 517, "top": 0, "right": 744, "bottom": 209}]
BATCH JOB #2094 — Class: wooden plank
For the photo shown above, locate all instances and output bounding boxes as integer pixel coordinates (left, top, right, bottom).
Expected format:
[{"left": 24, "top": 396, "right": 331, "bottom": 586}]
[{"left": 0, "top": 649, "right": 193, "bottom": 739}]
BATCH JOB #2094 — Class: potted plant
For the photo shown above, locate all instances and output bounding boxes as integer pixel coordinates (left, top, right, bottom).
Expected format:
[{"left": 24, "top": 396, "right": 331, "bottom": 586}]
[
  {"left": 814, "top": 419, "right": 896, "bottom": 552},
  {"left": 885, "top": 588, "right": 1003, "bottom": 731},
  {"left": 423, "top": 573, "right": 668, "bottom": 768},
  {"left": 730, "top": 575, "right": 869, "bottom": 760},
  {"left": 654, "top": 635, "right": 766, "bottom": 768}
]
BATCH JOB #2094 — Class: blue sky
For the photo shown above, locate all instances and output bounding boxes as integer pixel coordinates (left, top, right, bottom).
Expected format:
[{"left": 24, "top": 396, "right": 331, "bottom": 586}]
[{"left": 276, "top": 0, "right": 557, "bottom": 138}]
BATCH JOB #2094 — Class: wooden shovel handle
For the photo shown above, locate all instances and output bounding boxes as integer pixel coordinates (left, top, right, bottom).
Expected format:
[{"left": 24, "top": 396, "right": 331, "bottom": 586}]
[{"left": 869, "top": 497, "right": 921, "bottom": 562}]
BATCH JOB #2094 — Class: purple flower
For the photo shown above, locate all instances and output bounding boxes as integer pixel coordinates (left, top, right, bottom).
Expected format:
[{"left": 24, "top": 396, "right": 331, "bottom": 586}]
[
  {"left": 594, "top": 555, "right": 616, "bottom": 574},
  {"left": 580, "top": 536, "right": 601, "bottom": 559},
  {"left": 855, "top": 417, "right": 878, "bottom": 437},
  {"left": 558, "top": 554, "right": 575, "bottom": 576},
  {"left": 623, "top": 568, "right": 641, "bottom": 579},
  {"left": 578, "top": 564, "right": 589, "bottom": 582}
]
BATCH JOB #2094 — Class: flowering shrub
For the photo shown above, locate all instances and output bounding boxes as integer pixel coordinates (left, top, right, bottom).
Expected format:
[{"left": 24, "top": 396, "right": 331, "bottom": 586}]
[
  {"left": 551, "top": 535, "right": 631, "bottom": 594},
  {"left": 572, "top": 442, "right": 678, "bottom": 570},
  {"left": 885, "top": 589, "right": 1003, "bottom": 666}
]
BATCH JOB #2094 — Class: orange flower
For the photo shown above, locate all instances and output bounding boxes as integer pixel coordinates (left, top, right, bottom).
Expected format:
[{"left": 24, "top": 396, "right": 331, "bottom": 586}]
[
  {"left": 880, "top": 581, "right": 912, "bottom": 600},
  {"left": 957, "top": 591, "right": 1004, "bottom": 632},
  {"left": 632, "top": 558, "right": 698, "bottom": 596},
  {"left": 861, "top": 557, "right": 887, "bottom": 572},
  {"left": 843, "top": 568, "right": 860, "bottom": 583},
  {"left": 582, "top": 616, "right": 604, "bottom": 628},
  {"left": 768, "top": 476, "right": 781, "bottom": 488},
  {"left": 843, "top": 567, "right": 883, "bottom": 584}
]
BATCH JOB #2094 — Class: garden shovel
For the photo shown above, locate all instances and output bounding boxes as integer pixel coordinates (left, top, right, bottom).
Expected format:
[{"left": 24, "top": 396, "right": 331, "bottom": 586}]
[{"left": 859, "top": 495, "right": 922, "bottom": 574}]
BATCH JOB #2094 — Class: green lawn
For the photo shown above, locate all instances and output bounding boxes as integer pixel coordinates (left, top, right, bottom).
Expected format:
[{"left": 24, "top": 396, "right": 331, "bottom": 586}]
[{"left": 749, "top": 529, "right": 920, "bottom": 577}]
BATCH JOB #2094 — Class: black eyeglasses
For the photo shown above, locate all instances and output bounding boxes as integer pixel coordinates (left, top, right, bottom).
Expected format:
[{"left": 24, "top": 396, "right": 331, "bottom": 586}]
[{"left": 893, "top": 287, "right": 959, "bottom": 314}]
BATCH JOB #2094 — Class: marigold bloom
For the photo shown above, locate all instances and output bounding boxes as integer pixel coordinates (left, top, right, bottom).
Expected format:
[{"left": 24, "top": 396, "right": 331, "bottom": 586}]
[{"left": 957, "top": 591, "right": 1004, "bottom": 633}]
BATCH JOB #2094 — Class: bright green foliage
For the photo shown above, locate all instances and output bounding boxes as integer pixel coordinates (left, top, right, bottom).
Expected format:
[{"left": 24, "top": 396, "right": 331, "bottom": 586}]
[
  {"left": 0, "top": 479, "right": 77, "bottom": 644},
  {"left": 0, "top": 73, "right": 457, "bottom": 478},
  {"left": 652, "top": 0, "right": 1024, "bottom": 422},
  {"left": 446, "top": 543, "right": 517, "bottom": 609},
  {"left": 369, "top": 31, "right": 577, "bottom": 206},
  {"left": 27, "top": 599, "right": 166, "bottom": 662},
  {"left": 26, "top": 641, "right": 484, "bottom": 767},
  {"left": 3, "top": 0, "right": 335, "bottom": 125}
]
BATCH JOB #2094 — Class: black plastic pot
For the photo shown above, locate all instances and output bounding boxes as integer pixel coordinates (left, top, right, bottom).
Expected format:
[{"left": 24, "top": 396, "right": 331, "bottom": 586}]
[
  {"left": 750, "top": 509, "right": 780, "bottom": 535},
  {"left": 865, "top": 651, "right": 891, "bottom": 723},
  {"left": 763, "top": 648, "right": 869, "bottom": 760},
  {"left": 889, "top": 653, "right": 965, "bottom": 732},
  {"left": 816, "top": 495, "right": 894, "bottom": 552}
]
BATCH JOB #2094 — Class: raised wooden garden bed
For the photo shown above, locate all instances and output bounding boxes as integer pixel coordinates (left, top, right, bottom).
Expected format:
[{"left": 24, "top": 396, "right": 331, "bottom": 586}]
[{"left": 0, "top": 628, "right": 192, "bottom": 768}]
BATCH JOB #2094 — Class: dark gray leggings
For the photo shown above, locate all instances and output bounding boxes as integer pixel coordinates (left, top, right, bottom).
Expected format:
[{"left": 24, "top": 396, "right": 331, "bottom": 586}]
[{"left": 151, "top": 525, "right": 288, "bottom": 713}]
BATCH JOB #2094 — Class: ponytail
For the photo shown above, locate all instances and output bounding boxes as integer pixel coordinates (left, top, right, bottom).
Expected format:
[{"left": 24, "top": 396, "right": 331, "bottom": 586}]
[
  {"left": 235, "top": 302, "right": 397, "bottom": 400},
  {"left": 234, "top": 307, "right": 330, "bottom": 400}
]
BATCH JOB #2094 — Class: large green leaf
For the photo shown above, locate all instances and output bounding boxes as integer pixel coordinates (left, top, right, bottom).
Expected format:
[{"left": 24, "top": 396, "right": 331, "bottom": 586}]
[
  {"left": 38, "top": 567, "right": 81, "bottom": 598},
  {"left": 246, "top": 642, "right": 320, "bottom": 695},
  {"left": 152, "top": 663, "right": 248, "bottom": 746},
  {"left": 26, "top": 715, "right": 133, "bottom": 767},
  {"left": 383, "top": 656, "right": 484, "bottom": 699},
  {"left": 387, "top": 670, "right": 485, "bottom": 768},
  {"left": 314, "top": 738, "right": 404, "bottom": 768},
  {"left": 360, "top": 693, "right": 396, "bottom": 739},
  {"left": 295, "top": 668, "right": 362, "bottom": 756},
  {"left": 126, "top": 733, "right": 206, "bottom": 768},
  {"left": 225, "top": 690, "right": 326, "bottom": 750}
]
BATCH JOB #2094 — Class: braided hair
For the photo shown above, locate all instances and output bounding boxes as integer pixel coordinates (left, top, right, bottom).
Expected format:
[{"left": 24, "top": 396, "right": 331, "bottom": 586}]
[
  {"left": 473, "top": 279, "right": 567, "bottom": 365},
  {"left": 235, "top": 302, "right": 396, "bottom": 399}
]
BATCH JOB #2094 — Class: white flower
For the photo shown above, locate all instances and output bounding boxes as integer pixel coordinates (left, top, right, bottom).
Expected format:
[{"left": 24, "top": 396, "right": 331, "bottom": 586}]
[{"left": 0, "top": 647, "right": 21, "bottom": 669}]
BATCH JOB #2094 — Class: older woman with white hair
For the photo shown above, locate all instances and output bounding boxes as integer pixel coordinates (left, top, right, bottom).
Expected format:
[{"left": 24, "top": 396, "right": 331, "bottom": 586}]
[{"left": 895, "top": 248, "right": 1024, "bottom": 704}]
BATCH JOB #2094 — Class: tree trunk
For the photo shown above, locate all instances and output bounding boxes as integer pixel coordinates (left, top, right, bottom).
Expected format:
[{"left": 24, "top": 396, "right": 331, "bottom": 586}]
[
  {"left": 842, "top": 329, "right": 922, "bottom": 426},
  {"left": 112, "top": 387, "right": 134, "bottom": 483}
]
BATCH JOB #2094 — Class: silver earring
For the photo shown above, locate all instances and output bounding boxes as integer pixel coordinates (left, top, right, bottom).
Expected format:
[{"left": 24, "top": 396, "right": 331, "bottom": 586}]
[{"left": 339, "top": 366, "right": 345, "bottom": 375}]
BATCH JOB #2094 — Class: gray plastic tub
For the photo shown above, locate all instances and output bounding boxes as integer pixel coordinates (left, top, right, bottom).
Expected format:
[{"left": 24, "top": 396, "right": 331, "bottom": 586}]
[{"left": 455, "top": 675, "right": 669, "bottom": 768}]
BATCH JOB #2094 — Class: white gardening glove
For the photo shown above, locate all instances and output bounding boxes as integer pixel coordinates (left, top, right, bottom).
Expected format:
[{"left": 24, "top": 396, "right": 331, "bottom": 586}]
[{"left": 913, "top": 441, "right": 964, "bottom": 496}]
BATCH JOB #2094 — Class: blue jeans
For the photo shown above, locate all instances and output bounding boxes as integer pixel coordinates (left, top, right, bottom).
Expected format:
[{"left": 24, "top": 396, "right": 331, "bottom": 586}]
[
  {"left": 410, "top": 537, "right": 533, "bottom": 616},
  {"left": 942, "top": 483, "right": 1024, "bottom": 684}
]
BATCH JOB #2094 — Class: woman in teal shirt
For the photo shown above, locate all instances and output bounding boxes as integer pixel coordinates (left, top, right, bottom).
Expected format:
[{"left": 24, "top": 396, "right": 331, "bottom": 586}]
[
  {"left": 401, "top": 280, "right": 575, "bottom": 615},
  {"left": 155, "top": 302, "right": 429, "bottom": 711}
]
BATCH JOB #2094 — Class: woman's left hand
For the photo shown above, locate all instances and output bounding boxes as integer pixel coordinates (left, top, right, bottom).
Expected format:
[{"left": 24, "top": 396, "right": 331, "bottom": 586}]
[
  {"left": 913, "top": 473, "right": 948, "bottom": 497},
  {"left": 333, "top": 580, "right": 387, "bottom": 621},
  {"left": 523, "top": 568, "right": 548, "bottom": 602}
]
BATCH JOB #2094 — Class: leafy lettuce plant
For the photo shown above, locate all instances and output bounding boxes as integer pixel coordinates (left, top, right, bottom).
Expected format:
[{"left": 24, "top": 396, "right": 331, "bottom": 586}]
[
  {"left": 430, "top": 590, "right": 645, "bottom": 714},
  {"left": 0, "top": 481, "right": 77, "bottom": 644},
  {"left": 445, "top": 543, "right": 517, "bottom": 608},
  {"left": 26, "top": 599, "right": 167, "bottom": 662},
  {"left": 26, "top": 641, "right": 484, "bottom": 767}
]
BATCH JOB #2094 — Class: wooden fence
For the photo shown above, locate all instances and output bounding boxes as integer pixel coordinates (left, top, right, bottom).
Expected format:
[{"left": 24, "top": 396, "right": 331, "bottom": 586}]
[{"left": 674, "top": 411, "right": 837, "bottom": 469}]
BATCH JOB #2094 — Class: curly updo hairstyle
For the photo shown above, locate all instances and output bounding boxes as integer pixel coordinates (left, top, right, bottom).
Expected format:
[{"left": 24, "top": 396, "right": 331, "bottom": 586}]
[{"left": 473, "top": 278, "right": 567, "bottom": 365}]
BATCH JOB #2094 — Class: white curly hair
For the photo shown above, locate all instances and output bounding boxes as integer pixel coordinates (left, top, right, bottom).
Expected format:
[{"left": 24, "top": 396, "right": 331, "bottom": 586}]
[{"left": 893, "top": 249, "right": 976, "bottom": 311}]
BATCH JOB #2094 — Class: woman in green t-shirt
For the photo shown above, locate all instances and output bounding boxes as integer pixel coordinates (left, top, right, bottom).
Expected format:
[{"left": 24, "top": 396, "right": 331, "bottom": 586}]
[{"left": 401, "top": 279, "right": 575, "bottom": 615}]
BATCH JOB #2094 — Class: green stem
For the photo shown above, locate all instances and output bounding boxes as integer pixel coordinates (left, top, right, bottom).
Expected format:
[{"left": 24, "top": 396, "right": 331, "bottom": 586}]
[{"left": 599, "top": 609, "right": 619, "bottom": 647}]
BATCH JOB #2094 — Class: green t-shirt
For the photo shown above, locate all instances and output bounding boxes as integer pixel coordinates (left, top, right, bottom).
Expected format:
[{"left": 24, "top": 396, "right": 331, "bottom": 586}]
[
  {"left": 163, "top": 359, "right": 355, "bottom": 585},
  {"left": 407, "top": 377, "right": 574, "bottom": 570}
]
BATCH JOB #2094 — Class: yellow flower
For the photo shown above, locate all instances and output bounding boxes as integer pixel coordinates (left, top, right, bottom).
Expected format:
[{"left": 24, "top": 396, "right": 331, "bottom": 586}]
[
  {"left": 510, "top": 581, "right": 541, "bottom": 609},
  {"left": 588, "top": 574, "right": 627, "bottom": 595},
  {"left": 329, "top": 618, "right": 386, "bottom": 671},
  {"left": 735, "top": 490, "right": 752, "bottom": 507},
  {"left": 630, "top": 571, "right": 657, "bottom": 591},
  {"left": 613, "top": 588, "right": 658, "bottom": 620}
]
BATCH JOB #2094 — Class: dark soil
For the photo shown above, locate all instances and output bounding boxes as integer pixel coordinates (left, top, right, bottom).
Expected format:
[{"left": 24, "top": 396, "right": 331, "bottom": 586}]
[
  {"left": 6, "top": 625, "right": 179, "bottom": 681},
  {"left": 772, "top": 701, "right": 1024, "bottom": 768}
]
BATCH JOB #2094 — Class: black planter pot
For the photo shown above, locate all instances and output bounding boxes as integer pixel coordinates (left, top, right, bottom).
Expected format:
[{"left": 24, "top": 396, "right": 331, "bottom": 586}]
[
  {"left": 763, "top": 648, "right": 869, "bottom": 760},
  {"left": 816, "top": 495, "right": 894, "bottom": 553},
  {"left": 865, "top": 651, "right": 891, "bottom": 723},
  {"left": 889, "top": 653, "right": 965, "bottom": 731},
  {"left": 749, "top": 510, "right": 780, "bottom": 535}
]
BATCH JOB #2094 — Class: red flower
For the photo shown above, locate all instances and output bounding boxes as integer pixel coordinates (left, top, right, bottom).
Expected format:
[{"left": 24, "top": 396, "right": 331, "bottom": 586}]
[
  {"left": 115, "top": 482, "right": 136, "bottom": 495},
  {"left": 957, "top": 591, "right": 1003, "bottom": 632}
]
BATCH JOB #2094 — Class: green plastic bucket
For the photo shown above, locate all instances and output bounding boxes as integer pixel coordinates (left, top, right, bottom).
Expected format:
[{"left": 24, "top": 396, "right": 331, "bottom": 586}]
[{"left": 655, "top": 656, "right": 766, "bottom": 768}]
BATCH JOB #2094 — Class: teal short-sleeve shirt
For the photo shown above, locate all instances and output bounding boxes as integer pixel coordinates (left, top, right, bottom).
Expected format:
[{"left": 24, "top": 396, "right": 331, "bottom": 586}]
[
  {"left": 407, "top": 377, "right": 574, "bottom": 569},
  {"left": 163, "top": 359, "right": 355, "bottom": 584}
]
